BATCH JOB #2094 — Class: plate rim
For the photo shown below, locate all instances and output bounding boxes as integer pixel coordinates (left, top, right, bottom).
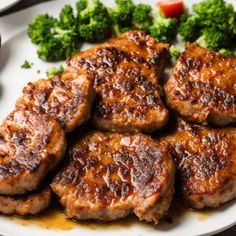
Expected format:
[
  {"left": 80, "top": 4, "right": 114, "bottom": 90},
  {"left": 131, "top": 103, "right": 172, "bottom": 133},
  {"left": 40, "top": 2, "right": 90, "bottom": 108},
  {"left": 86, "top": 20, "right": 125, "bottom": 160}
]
[{"left": 0, "top": 0, "right": 21, "bottom": 13}]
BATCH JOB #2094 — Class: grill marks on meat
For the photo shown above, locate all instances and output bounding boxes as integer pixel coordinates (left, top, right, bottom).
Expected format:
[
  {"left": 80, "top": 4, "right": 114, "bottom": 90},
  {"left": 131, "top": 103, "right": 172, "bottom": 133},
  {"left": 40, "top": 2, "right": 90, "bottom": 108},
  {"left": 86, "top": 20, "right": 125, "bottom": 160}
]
[
  {"left": 0, "top": 109, "right": 66, "bottom": 195},
  {"left": 0, "top": 31, "right": 171, "bottom": 217},
  {"left": 165, "top": 43, "right": 236, "bottom": 126},
  {"left": 2, "top": 32, "right": 235, "bottom": 221},
  {"left": 51, "top": 132, "right": 175, "bottom": 224},
  {"left": 0, "top": 187, "right": 52, "bottom": 215},
  {"left": 1, "top": 59, "right": 95, "bottom": 214},
  {"left": 161, "top": 119, "right": 236, "bottom": 209},
  {"left": 68, "top": 31, "right": 169, "bottom": 133},
  {"left": 16, "top": 67, "right": 95, "bottom": 132}
]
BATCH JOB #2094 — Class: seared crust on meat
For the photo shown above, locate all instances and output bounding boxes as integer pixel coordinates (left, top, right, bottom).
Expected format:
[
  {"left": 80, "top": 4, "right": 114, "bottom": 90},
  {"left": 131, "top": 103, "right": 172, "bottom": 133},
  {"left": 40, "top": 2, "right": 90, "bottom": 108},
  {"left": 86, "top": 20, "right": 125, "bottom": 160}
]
[
  {"left": 68, "top": 31, "right": 169, "bottom": 133},
  {"left": 0, "top": 109, "right": 66, "bottom": 195},
  {"left": 51, "top": 131, "right": 175, "bottom": 224},
  {"left": 165, "top": 43, "right": 236, "bottom": 126},
  {"left": 0, "top": 187, "right": 52, "bottom": 216},
  {"left": 16, "top": 67, "right": 95, "bottom": 132},
  {"left": 161, "top": 119, "right": 236, "bottom": 209}
]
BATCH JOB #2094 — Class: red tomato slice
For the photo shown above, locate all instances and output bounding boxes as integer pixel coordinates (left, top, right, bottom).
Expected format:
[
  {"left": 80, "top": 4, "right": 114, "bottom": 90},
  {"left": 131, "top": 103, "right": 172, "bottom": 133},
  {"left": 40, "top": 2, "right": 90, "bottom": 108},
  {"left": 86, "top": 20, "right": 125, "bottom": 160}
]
[{"left": 157, "top": 0, "right": 184, "bottom": 18}]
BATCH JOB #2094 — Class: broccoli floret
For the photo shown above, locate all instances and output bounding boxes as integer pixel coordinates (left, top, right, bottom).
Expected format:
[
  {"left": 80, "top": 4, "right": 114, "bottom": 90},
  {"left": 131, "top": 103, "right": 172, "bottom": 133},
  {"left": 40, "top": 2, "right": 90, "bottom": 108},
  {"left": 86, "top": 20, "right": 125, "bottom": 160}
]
[
  {"left": 108, "top": 0, "right": 134, "bottom": 37},
  {"left": 78, "top": 0, "right": 105, "bottom": 20},
  {"left": 21, "top": 60, "right": 33, "bottom": 69},
  {"left": 28, "top": 6, "right": 80, "bottom": 62},
  {"left": 37, "top": 29, "right": 78, "bottom": 61},
  {"left": 110, "top": 0, "right": 135, "bottom": 25},
  {"left": 196, "top": 28, "right": 231, "bottom": 51},
  {"left": 218, "top": 48, "right": 235, "bottom": 56},
  {"left": 193, "top": 0, "right": 236, "bottom": 36},
  {"left": 79, "top": 16, "right": 110, "bottom": 42},
  {"left": 132, "top": 4, "right": 153, "bottom": 32},
  {"left": 59, "top": 5, "right": 76, "bottom": 29},
  {"left": 112, "top": 24, "right": 132, "bottom": 37},
  {"left": 109, "top": 1, "right": 154, "bottom": 36},
  {"left": 178, "top": 0, "right": 236, "bottom": 50},
  {"left": 77, "top": 0, "right": 111, "bottom": 42},
  {"left": 179, "top": 15, "right": 202, "bottom": 42},
  {"left": 28, "top": 14, "right": 57, "bottom": 44},
  {"left": 170, "top": 45, "right": 181, "bottom": 60},
  {"left": 76, "top": 0, "right": 87, "bottom": 13},
  {"left": 149, "top": 17, "right": 178, "bottom": 43},
  {"left": 46, "top": 65, "right": 64, "bottom": 76},
  {"left": 37, "top": 39, "right": 60, "bottom": 61}
]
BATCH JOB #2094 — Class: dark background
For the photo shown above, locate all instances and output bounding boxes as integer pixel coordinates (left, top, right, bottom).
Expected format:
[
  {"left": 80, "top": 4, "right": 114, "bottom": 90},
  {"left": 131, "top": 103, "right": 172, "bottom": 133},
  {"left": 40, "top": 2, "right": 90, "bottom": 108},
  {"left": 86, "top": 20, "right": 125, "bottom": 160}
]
[{"left": 0, "top": 0, "right": 236, "bottom": 235}]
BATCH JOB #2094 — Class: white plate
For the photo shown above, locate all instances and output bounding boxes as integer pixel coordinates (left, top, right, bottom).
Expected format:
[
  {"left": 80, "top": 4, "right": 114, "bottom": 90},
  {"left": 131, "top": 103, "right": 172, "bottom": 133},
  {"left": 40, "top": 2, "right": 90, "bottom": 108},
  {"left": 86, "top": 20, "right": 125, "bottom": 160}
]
[
  {"left": 0, "top": 0, "right": 235, "bottom": 235},
  {"left": 0, "top": 0, "right": 21, "bottom": 12}
]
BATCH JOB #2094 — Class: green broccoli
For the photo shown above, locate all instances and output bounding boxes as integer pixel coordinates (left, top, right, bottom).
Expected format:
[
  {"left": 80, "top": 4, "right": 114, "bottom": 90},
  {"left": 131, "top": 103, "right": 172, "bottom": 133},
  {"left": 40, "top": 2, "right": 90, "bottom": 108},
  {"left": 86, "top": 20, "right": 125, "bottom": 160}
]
[
  {"left": 77, "top": 0, "right": 111, "bottom": 42},
  {"left": 132, "top": 4, "right": 153, "bottom": 32},
  {"left": 28, "top": 14, "right": 57, "bottom": 44},
  {"left": 112, "top": 24, "right": 132, "bottom": 37},
  {"left": 110, "top": 0, "right": 135, "bottom": 25},
  {"left": 21, "top": 60, "right": 33, "bottom": 69},
  {"left": 59, "top": 5, "right": 76, "bottom": 29},
  {"left": 109, "top": 0, "right": 135, "bottom": 36},
  {"left": 196, "top": 28, "right": 231, "bottom": 51},
  {"left": 28, "top": 5, "right": 79, "bottom": 62},
  {"left": 37, "top": 28, "right": 78, "bottom": 61},
  {"left": 110, "top": 1, "right": 154, "bottom": 36},
  {"left": 179, "top": 15, "right": 202, "bottom": 42},
  {"left": 178, "top": 0, "right": 236, "bottom": 51},
  {"left": 193, "top": 0, "right": 236, "bottom": 36},
  {"left": 76, "top": 0, "right": 87, "bottom": 12},
  {"left": 46, "top": 65, "right": 64, "bottom": 76},
  {"left": 79, "top": 16, "right": 110, "bottom": 42},
  {"left": 149, "top": 16, "right": 178, "bottom": 43},
  {"left": 218, "top": 48, "right": 235, "bottom": 56},
  {"left": 170, "top": 45, "right": 181, "bottom": 61}
]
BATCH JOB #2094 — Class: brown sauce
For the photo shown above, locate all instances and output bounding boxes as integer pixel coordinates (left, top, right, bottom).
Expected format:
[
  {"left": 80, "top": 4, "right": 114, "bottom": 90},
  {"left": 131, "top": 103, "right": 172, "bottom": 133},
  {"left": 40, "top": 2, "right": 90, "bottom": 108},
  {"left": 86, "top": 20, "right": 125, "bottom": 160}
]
[
  {"left": 10, "top": 206, "right": 77, "bottom": 231},
  {"left": 9, "top": 205, "right": 138, "bottom": 231},
  {"left": 161, "top": 199, "right": 211, "bottom": 226},
  {"left": 9, "top": 201, "right": 211, "bottom": 231}
]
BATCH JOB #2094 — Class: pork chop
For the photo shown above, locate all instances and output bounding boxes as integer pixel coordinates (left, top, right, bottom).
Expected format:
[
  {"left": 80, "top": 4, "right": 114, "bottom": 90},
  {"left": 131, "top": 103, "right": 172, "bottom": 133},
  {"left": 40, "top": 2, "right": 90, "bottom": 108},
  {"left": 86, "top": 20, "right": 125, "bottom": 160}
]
[
  {"left": 16, "top": 66, "right": 95, "bottom": 132},
  {"left": 165, "top": 43, "right": 236, "bottom": 126},
  {"left": 0, "top": 187, "right": 52, "bottom": 216},
  {"left": 68, "top": 31, "right": 169, "bottom": 133},
  {"left": 161, "top": 119, "right": 236, "bottom": 209},
  {"left": 51, "top": 131, "right": 175, "bottom": 224},
  {"left": 0, "top": 109, "right": 66, "bottom": 195}
]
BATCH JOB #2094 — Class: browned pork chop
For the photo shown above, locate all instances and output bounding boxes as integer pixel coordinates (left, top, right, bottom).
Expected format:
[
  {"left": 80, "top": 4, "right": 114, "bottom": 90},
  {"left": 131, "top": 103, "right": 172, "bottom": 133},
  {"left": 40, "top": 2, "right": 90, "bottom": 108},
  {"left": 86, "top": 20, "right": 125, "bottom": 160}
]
[
  {"left": 0, "top": 109, "right": 66, "bottom": 195},
  {"left": 51, "top": 131, "right": 175, "bottom": 224},
  {"left": 165, "top": 43, "right": 236, "bottom": 126},
  {"left": 161, "top": 119, "right": 236, "bottom": 209},
  {"left": 0, "top": 187, "right": 52, "bottom": 216},
  {"left": 16, "top": 66, "right": 95, "bottom": 132},
  {"left": 68, "top": 31, "right": 169, "bottom": 133}
]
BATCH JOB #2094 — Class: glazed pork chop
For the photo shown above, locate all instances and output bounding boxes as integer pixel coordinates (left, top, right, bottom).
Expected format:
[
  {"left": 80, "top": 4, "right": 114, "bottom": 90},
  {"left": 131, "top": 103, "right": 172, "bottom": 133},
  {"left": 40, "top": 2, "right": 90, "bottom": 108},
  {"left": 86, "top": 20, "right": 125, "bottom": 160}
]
[
  {"left": 16, "top": 66, "right": 94, "bottom": 132},
  {"left": 0, "top": 109, "right": 66, "bottom": 195},
  {"left": 165, "top": 43, "right": 236, "bottom": 126},
  {"left": 161, "top": 119, "right": 236, "bottom": 209},
  {"left": 68, "top": 31, "right": 169, "bottom": 133},
  {"left": 0, "top": 187, "right": 52, "bottom": 215},
  {"left": 51, "top": 131, "right": 175, "bottom": 224}
]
